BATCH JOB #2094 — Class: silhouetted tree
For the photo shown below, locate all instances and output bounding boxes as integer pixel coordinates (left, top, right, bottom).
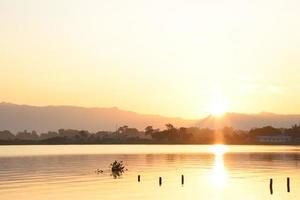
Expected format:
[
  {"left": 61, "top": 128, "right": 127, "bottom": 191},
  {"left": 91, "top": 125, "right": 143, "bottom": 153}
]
[
  {"left": 117, "top": 126, "right": 129, "bottom": 134},
  {"left": 165, "top": 123, "right": 175, "bottom": 131},
  {"left": 0, "top": 130, "right": 15, "bottom": 140},
  {"left": 145, "top": 126, "right": 154, "bottom": 135},
  {"left": 249, "top": 126, "right": 281, "bottom": 136}
]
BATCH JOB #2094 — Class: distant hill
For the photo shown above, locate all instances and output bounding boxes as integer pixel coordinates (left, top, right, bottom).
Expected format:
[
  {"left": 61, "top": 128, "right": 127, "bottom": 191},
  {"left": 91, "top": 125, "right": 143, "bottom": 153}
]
[
  {"left": 1, "top": 102, "right": 300, "bottom": 133},
  {"left": 198, "top": 112, "right": 300, "bottom": 130},
  {"left": 0, "top": 102, "right": 195, "bottom": 133}
]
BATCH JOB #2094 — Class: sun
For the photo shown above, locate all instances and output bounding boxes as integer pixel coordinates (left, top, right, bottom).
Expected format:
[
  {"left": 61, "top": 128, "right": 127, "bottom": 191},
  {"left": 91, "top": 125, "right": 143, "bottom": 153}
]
[
  {"left": 211, "top": 101, "right": 226, "bottom": 117},
  {"left": 210, "top": 91, "right": 227, "bottom": 117}
]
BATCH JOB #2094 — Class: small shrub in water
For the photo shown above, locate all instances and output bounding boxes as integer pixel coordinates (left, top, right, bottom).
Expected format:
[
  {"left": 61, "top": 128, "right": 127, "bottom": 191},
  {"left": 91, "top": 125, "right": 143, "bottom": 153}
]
[{"left": 110, "top": 160, "right": 125, "bottom": 172}]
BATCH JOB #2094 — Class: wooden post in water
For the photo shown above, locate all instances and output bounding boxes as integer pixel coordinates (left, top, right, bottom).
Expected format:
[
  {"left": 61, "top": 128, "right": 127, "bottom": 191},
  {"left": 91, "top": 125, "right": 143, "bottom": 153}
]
[
  {"left": 181, "top": 175, "right": 184, "bottom": 185},
  {"left": 138, "top": 175, "right": 141, "bottom": 182},
  {"left": 159, "top": 177, "right": 162, "bottom": 186},
  {"left": 287, "top": 177, "right": 290, "bottom": 192},
  {"left": 270, "top": 178, "right": 273, "bottom": 195}
]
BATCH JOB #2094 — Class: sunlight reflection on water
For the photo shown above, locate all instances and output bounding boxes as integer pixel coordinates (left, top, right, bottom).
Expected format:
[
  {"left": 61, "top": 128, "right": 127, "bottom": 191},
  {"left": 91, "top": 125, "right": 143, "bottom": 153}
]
[{"left": 210, "top": 146, "right": 228, "bottom": 189}]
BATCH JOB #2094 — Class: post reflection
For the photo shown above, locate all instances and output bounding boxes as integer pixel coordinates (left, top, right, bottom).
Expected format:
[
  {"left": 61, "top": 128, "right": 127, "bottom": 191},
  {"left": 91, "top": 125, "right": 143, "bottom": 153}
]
[{"left": 210, "top": 145, "right": 228, "bottom": 189}]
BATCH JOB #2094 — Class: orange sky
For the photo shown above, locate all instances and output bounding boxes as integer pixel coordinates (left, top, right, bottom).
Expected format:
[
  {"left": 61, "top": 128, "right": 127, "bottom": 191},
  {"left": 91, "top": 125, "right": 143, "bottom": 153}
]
[{"left": 1, "top": 0, "right": 300, "bottom": 118}]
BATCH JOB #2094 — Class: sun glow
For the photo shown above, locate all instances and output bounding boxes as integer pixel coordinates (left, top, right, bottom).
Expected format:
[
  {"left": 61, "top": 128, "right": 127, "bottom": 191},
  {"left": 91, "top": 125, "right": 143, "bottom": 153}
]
[
  {"left": 210, "top": 88, "right": 227, "bottom": 117},
  {"left": 211, "top": 102, "right": 226, "bottom": 117}
]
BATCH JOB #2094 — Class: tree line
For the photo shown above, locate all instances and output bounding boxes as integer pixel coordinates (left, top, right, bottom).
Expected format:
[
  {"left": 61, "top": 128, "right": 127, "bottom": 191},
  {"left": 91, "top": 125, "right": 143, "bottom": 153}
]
[{"left": 0, "top": 123, "right": 300, "bottom": 145}]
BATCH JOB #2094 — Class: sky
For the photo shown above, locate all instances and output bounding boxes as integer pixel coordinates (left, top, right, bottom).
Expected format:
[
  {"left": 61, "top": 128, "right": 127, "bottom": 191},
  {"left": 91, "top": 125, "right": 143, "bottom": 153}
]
[{"left": 0, "top": 0, "right": 300, "bottom": 119}]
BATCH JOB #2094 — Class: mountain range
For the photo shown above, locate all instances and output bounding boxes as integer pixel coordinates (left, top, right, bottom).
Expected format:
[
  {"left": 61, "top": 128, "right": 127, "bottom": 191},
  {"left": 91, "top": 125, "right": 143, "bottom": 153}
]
[
  {"left": 0, "top": 102, "right": 194, "bottom": 133},
  {"left": 198, "top": 112, "right": 300, "bottom": 130},
  {"left": 1, "top": 102, "right": 300, "bottom": 133}
]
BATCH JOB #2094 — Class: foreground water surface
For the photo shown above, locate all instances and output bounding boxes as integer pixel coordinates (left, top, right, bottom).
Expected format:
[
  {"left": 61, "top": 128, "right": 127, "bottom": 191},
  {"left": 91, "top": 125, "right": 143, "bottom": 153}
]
[{"left": 0, "top": 145, "right": 299, "bottom": 200}]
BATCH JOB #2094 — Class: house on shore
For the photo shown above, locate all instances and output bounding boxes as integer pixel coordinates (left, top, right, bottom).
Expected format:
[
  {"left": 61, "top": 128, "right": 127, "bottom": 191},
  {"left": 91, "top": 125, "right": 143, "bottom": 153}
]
[{"left": 256, "top": 135, "right": 292, "bottom": 144}]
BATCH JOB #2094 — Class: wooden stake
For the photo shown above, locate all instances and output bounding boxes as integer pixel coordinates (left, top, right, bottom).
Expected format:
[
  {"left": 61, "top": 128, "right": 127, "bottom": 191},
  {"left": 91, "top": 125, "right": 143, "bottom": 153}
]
[{"left": 270, "top": 178, "right": 273, "bottom": 195}]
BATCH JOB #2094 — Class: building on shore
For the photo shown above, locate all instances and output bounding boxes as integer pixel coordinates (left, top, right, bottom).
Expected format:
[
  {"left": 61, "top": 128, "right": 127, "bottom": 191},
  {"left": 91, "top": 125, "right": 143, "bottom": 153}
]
[{"left": 256, "top": 135, "right": 292, "bottom": 144}]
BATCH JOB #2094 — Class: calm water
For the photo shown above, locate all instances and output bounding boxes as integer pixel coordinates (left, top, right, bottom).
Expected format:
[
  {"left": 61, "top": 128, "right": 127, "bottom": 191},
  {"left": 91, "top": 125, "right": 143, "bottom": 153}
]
[{"left": 0, "top": 145, "right": 300, "bottom": 200}]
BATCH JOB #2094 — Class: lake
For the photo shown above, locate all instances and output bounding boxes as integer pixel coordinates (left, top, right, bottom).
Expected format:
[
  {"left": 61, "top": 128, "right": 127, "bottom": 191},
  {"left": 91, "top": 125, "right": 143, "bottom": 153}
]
[{"left": 0, "top": 145, "right": 299, "bottom": 200}]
